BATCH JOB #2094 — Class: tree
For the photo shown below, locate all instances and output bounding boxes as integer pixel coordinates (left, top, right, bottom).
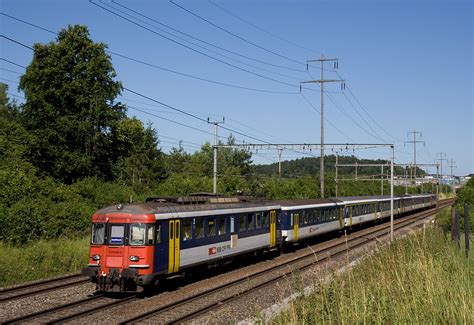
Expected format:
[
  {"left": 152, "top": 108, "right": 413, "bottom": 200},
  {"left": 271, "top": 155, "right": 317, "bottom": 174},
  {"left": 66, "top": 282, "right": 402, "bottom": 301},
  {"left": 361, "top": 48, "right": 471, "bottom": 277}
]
[
  {"left": 19, "top": 25, "right": 125, "bottom": 182},
  {"left": 113, "top": 118, "right": 166, "bottom": 189}
]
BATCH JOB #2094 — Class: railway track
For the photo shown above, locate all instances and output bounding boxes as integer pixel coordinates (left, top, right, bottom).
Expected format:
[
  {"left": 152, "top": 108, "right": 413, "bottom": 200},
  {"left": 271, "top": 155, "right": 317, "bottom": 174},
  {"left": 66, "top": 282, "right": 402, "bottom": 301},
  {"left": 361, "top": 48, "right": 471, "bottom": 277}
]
[
  {"left": 121, "top": 200, "right": 453, "bottom": 324},
  {"left": 0, "top": 273, "right": 88, "bottom": 303},
  {"left": 3, "top": 293, "right": 136, "bottom": 324}
]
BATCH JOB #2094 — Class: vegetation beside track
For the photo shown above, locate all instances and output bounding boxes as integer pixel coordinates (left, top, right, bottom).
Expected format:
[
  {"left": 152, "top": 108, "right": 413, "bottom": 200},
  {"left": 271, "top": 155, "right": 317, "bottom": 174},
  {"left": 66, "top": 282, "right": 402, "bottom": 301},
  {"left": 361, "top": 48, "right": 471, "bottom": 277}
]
[
  {"left": 270, "top": 228, "right": 473, "bottom": 324},
  {"left": 0, "top": 237, "right": 89, "bottom": 287}
]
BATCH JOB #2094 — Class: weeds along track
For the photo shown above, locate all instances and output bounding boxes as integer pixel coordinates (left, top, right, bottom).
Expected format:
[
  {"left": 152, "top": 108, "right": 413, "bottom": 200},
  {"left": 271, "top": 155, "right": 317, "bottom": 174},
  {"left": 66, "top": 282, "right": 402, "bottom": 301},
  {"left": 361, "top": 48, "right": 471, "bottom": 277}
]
[
  {"left": 0, "top": 273, "right": 88, "bottom": 303},
  {"left": 121, "top": 200, "right": 453, "bottom": 324}
]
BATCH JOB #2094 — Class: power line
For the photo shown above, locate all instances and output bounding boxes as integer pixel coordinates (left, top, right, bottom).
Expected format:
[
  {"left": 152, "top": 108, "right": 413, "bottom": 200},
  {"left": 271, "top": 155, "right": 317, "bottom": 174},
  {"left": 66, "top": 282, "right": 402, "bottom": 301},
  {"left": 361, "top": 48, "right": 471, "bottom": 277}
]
[
  {"left": 0, "top": 34, "right": 34, "bottom": 50},
  {"left": 109, "top": 50, "right": 297, "bottom": 95},
  {"left": 89, "top": 0, "right": 300, "bottom": 89},
  {"left": 1, "top": 12, "right": 301, "bottom": 94},
  {"left": 0, "top": 67, "right": 22, "bottom": 75},
  {"left": 0, "top": 58, "right": 26, "bottom": 69},
  {"left": 207, "top": 0, "right": 322, "bottom": 56},
  {"left": 102, "top": 1, "right": 303, "bottom": 83},
  {"left": 112, "top": 0, "right": 306, "bottom": 73},
  {"left": 169, "top": 0, "right": 306, "bottom": 67}
]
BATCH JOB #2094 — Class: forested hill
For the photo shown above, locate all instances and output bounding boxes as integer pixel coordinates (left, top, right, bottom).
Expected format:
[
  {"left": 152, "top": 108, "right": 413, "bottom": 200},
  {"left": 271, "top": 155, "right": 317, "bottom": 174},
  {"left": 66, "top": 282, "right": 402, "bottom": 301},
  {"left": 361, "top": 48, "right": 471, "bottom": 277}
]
[{"left": 254, "top": 155, "right": 426, "bottom": 178}]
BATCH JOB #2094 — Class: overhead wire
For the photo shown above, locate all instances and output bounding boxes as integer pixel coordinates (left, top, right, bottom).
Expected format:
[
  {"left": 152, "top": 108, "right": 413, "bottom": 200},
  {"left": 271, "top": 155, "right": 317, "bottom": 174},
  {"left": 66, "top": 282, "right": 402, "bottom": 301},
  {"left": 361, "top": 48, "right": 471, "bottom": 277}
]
[
  {"left": 101, "top": 1, "right": 303, "bottom": 83},
  {"left": 207, "top": 0, "right": 322, "bottom": 56},
  {"left": 112, "top": 0, "right": 306, "bottom": 73},
  {"left": 169, "top": 0, "right": 306, "bottom": 67},
  {"left": 89, "top": 0, "right": 301, "bottom": 89}
]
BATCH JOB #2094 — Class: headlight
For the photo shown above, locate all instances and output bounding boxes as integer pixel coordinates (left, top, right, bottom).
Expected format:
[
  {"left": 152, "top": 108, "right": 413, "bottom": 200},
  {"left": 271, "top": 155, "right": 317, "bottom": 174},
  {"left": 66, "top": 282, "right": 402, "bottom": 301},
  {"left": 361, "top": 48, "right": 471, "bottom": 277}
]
[
  {"left": 92, "top": 254, "right": 101, "bottom": 261},
  {"left": 129, "top": 255, "right": 139, "bottom": 262}
]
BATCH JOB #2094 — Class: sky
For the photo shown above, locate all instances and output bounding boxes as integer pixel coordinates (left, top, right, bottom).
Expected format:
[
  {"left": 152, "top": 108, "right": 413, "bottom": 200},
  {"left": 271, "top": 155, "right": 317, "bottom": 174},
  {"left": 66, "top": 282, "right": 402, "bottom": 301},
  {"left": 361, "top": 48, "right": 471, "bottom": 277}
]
[{"left": 1, "top": 0, "right": 472, "bottom": 176}]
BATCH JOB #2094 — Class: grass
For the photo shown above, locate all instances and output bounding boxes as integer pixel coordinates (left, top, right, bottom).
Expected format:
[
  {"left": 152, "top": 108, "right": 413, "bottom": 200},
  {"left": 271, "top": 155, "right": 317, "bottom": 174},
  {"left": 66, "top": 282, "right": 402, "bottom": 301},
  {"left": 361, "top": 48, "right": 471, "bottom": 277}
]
[
  {"left": 271, "top": 228, "right": 473, "bottom": 324},
  {"left": 0, "top": 237, "right": 89, "bottom": 287}
]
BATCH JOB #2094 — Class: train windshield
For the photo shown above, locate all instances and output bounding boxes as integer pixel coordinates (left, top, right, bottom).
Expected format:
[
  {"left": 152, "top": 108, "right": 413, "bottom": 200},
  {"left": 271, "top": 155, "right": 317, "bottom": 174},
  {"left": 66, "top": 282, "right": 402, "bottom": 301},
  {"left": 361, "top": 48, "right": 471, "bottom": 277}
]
[
  {"left": 91, "top": 223, "right": 105, "bottom": 244},
  {"left": 109, "top": 224, "right": 125, "bottom": 245},
  {"left": 130, "top": 223, "right": 146, "bottom": 245}
]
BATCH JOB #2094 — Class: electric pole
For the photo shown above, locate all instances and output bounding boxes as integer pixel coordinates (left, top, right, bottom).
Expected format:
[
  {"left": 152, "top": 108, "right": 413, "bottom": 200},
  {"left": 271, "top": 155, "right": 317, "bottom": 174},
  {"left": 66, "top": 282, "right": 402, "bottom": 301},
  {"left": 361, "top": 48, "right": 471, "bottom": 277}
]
[
  {"left": 208, "top": 117, "right": 225, "bottom": 194},
  {"left": 448, "top": 159, "right": 457, "bottom": 195},
  {"left": 277, "top": 148, "right": 283, "bottom": 177},
  {"left": 436, "top": 152, "right": 447, "bottom": 194},
  {"left": 405, "top": 130, "right": 425, "bottom": 189},
  {"left": 301, "top": 55, "right": 344, "bottom": 198}
]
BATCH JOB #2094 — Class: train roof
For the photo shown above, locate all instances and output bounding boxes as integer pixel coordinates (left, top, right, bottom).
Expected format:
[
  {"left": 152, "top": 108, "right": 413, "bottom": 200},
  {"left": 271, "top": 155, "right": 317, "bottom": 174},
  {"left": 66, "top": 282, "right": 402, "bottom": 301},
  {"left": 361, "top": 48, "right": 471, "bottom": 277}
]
[
  {"left": 96, "top": 200, "right": 280, "bottom": 218},
  {"left": 276, "top": 198, "right": 341, "bottom": 210}
]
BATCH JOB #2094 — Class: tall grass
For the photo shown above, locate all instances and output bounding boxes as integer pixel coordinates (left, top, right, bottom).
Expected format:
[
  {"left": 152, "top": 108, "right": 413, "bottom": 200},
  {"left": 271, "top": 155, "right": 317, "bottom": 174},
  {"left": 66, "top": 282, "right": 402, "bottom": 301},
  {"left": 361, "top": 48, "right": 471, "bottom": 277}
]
[
  {"left": 272, "top": 228, "right": 473, "bottom": 324},
  {"left": 0, "top": 237, "right": 89, "bottom": 287}
]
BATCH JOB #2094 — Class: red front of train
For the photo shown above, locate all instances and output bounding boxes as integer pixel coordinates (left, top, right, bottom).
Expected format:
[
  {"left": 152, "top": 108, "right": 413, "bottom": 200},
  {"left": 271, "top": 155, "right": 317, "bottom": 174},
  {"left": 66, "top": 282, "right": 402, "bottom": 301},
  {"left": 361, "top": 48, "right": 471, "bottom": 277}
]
[{"left": 81, "top": 205, "right": 157, "bottom": 292}]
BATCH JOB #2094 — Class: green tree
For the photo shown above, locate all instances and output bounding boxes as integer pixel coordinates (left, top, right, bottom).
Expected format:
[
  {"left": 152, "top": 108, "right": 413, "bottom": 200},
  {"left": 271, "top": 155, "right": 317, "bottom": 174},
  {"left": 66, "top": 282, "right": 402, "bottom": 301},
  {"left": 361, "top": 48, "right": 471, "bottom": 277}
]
[
  {"left": 113, "top": 118, "right": 166, "bottom": 189},
  {"left": 19, "top": 25, "right": 125, "bottom": 182}
]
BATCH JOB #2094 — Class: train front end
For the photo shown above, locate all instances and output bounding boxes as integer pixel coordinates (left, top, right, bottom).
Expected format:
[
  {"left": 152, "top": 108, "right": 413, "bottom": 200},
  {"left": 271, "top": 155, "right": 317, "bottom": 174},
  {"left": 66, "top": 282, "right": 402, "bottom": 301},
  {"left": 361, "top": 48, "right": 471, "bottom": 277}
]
[{"left": 81, "top": 204, "right": 156, "bottom": 292}]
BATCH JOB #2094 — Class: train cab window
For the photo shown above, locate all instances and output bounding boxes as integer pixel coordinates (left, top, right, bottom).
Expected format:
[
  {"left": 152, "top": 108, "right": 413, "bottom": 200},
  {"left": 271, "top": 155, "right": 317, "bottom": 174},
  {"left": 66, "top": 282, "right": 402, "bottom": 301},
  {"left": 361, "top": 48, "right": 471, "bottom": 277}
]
[
  {"left": 147, "top": 225, "right": 155, "bottom": 245},
  {"left": 130, "top": 223, "right": 146, "bottom": 245},
  {"left": 262, "top": 211, "right": 270, "bottom": 228},
  {"left": 255, "top": 213, "right": 261, "bottom": 229},
  {"left": 247, "top": 213, "right": 255, "bottom": 230},
  {"left": 91, "top": 223, "right": 105, "bottom": 244},
  {"left": 207, "top": 217, "right": 216, "bottom": 237},
  {"left": 218, "top": 216, "right": 226, "bottom": 235},
  {"left": 195, "top": 217, "right": 204, "bottom": 239},
  {"left": 109, "top": 224, "right": 125, "bottom": 245},
  {"left": 182, "top": 219, "right": 192, "bottom": 241}
]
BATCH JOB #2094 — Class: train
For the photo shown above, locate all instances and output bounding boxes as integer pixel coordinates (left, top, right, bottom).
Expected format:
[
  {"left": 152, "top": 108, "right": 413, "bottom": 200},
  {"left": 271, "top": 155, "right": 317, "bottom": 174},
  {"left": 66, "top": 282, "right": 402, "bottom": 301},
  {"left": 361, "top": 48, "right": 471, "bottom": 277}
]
[{"left": 81, "top": 193, "right": 437, "bottom": 292}]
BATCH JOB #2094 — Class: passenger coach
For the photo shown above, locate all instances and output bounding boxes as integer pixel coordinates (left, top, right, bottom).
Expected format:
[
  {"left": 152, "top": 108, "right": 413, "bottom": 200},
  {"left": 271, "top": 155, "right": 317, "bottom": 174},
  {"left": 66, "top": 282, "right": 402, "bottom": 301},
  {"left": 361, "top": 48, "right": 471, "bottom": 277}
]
[{"left": 82, "top": 195, "right": 281, "bottom": 292}]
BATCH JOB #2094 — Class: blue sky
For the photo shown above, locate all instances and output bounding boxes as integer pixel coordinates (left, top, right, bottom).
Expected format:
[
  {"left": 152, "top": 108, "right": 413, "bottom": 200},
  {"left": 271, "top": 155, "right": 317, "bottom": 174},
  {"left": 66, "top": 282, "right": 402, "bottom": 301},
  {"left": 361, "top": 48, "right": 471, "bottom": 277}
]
[{"left": 1, "top": 0, "right": 472, "bottom": 176}]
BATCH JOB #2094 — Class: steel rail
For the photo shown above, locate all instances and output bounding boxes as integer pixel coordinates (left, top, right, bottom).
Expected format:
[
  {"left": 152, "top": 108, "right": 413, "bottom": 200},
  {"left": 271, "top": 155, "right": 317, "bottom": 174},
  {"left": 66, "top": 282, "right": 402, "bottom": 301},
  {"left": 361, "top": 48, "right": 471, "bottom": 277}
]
[{"left": 0, "top": 274, "right": 88, "bottom": 303}]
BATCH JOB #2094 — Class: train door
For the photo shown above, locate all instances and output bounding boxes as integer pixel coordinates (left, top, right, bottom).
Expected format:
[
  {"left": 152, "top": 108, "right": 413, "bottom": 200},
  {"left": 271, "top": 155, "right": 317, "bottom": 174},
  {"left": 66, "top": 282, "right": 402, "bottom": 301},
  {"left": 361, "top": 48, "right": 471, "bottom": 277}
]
[
  {"left": 153, "top": 221, "right": 168, "bottom": 273},
  {"left": 269, "top": 210, "right": 277, "bottom": 248},
  {"left": 349, "top": 206, "right": 353, "bottom": 227},
  {"left": 339, "top": 208, "right": 344, "bottom": 229},
  {"left": 167, "top": 219, "right": 180, "bottom": 274},
  {"left": 294, "top": 213, "right": 299, "bottom": 241}
]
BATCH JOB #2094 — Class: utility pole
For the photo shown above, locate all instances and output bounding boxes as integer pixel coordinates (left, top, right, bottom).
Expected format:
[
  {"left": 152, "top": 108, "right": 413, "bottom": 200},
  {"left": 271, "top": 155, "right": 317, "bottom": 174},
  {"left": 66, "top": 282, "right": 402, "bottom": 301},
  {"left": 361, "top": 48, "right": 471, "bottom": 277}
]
[
  {"left": 277, "top": 148, "right": 283, "bottom": 177},
  {"left": 405, "top": 130, "right": 425, "bottom": 189},
  {"left": 301, "top": 55, "right": 343, "bottom": 198},
  {"left": 390, "top": 145, "right": 394, "bottom": 241},
  {"left": 335, "top": 152, "right": 339, "bottom": 197},
  {"left": 208, "top": 117, "right": 225, "bottom": 194},
  {"left": 436, "top": 152, "right": 447, "bottom": 194},
  {"left": 448, "top": 159, "right": 457, "bottom": 195}
]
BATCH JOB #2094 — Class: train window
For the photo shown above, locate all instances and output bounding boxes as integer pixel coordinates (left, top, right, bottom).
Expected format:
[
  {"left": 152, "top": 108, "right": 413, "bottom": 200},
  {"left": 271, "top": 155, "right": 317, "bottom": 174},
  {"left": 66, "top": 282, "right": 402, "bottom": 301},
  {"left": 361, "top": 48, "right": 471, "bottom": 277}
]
[
  {"left": 304, "top": 211, "right": 310, "bottom": 224},
  {"left": 247, "top": 213, "right": 255, "bottom": 230},
  {"left": 290, "top": 213, "right": 294, "bottom": 226},
  {"left": 182, "top": 219, "right": 192, "bottom": 241},
  {"left": 230, "top": 216, "right": 235, "bottom": 233},
  {"left": 255, "top": 213, "right": 261, "bottom": 229},
  {"left": 218, "top": 216, "right": 226, "bottom": 235},
  {"left": 263, "top": 211, "right": 269, "bottom": 228},
  {"left": 239, "top": 215, "right": 245, "bottom": 232},
  {"left": 91, "top": 223, "right": 105, "bottom": 244},
  {"left": 109, "top": 224, "right": 125, "bottom": 245},
  {"left": 195, "top": 217, "right": 204, "bottom": 239},
  {"left": 130, "top": 223, "right": 146, "bottom": 245},
  {"left": 207, "top": 217, "right": 216, "bottom": 237},
  {"left": 155, "top": 223, "right": 161, "bottom": 244},
  {"left": 147, "top": 225, "right": 155, "bottom": 245}
]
